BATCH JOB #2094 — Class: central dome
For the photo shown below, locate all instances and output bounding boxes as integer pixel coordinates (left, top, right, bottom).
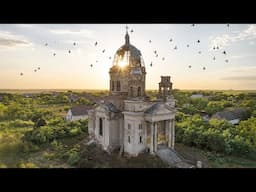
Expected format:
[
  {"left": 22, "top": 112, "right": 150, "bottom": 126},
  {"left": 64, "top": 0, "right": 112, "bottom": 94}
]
[{"left": 112, "top": 32, "right": 145, "bottom": 68}]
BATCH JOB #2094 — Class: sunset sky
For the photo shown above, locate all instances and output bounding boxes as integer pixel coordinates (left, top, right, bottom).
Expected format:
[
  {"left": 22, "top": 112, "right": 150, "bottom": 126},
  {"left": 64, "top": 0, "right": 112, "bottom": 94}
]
[{"left": 0, "top": 24, "right": 256, "bottom": 90}]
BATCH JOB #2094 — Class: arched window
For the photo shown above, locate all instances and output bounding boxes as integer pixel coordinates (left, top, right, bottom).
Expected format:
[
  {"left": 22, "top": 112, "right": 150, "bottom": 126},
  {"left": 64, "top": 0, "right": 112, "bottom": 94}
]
[
  {"left": 111, "top": 81, "right": 115, "bottom": 91},
  {"left": 130, "top": 87, "right": 133, "bottom": 97},
  {"left": 117, "top": 81, "right": 121, "bottom": 91},
  {"left": 99, "top": 118, "right": 103, "bottom": 136},
  {"left": 139, "top": 136, "right": 142, "bottom": 144},
  {"left": 137, "top": 87, "right": 141, "bottom": 96}
]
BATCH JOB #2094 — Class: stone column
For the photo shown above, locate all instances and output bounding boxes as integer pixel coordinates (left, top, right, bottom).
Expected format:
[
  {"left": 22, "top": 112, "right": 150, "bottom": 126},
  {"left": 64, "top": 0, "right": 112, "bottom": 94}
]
[
  {"left": 168, "top": 120, "right": 172, "bottom": 148},
  {"left": 144, "top": 122, "right": 147, "bottom": 146},
  {"left": 154, "top": 122, "right": 158, "bottom": 152},
  {"left": 165, "top": 120, "right": 169, "bottom": 143},
  {"left": 95, "top": 116, "right": 99, "bottom": 139},
  {"left": 171, "top": 119, "right": 175, "bottom": 149},
  {"left": 150, "top": 122, "right": 154, "bottom": 154}
]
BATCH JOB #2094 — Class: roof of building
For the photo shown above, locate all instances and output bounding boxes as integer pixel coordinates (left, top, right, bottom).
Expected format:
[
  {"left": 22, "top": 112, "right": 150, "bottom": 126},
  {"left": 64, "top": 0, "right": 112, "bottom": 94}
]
[
  {"left": 130, "top": 67, "right": 142, "bottom": 75},
  {"left": 70, "top": 105, "right": 91, "bottom": 116},
  {"left": 112, "top": 31, "right": 145, "bottom": 68},
  {"left": 100, "top": 101, "right": 120, "bottom": 113},
  {"left": 190, "top": 94, "right": 204, "bottom": 98},
  {"left": 212, "top": 108, "right": 247, "bottom": 121},
  {"left": 97, "top": 100, "right": 120, "bottom": 113},
  {"left": 144, "top": 103, "right": 173, "bottom": 115}
]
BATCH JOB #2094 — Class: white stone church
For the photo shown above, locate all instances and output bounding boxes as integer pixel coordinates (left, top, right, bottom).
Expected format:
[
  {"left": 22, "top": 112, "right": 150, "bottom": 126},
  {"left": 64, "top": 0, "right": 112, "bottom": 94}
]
[{"left": 88, "top": 29, "right": 175, "bottom": 156}]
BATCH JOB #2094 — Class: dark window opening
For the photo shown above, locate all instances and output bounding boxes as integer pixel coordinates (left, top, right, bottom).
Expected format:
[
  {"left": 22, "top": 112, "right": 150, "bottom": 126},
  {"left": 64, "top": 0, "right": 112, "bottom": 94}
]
[
  {"left": 130, "top": 87, "right": 133, "bottom": 97},
  {"left": 117, "top": 81, "right": 121, "bottom": 91},
  {"left": 138, "top": 87, "right": 141, "bottom": 96},
  {"left": 139, "top": 136, "right": 142, "bottom": 144},
  {"left": 112, "top": 81, "right": 115, "bottom": 91},
  {"left": 128, "top": 136, "right": 131, "bottom": 143},
  {"left": 99, "top": 118, "right": 103, "bottom": 136},
  {"left": 128, "top": 123, "right": 131, "bottom": 129}
]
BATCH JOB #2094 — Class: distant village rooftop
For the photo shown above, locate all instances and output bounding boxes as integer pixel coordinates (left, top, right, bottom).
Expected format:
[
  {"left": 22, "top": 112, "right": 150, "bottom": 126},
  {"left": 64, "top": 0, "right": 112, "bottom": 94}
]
[{"left": 70, "top": 105, "right": 92, "bottom": 116}]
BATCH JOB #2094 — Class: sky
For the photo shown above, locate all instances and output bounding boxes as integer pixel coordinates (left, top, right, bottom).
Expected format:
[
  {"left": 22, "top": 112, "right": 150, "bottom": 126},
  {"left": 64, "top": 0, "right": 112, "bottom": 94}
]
[{"left": 0, "top": 24, "right": 256, "bottom": 90}]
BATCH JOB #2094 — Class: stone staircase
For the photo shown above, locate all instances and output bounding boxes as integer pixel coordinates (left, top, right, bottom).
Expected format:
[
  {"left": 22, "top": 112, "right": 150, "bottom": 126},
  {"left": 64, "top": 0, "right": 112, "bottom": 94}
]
[{"left": 156, "top": 145, "right": 195, "bottom": 168}]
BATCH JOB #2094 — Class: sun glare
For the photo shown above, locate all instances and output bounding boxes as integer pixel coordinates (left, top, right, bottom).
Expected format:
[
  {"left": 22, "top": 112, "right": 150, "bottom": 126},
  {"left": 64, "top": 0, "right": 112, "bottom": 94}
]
[{"left": 118, "top": 59, "right": 127, "bottom": 68}]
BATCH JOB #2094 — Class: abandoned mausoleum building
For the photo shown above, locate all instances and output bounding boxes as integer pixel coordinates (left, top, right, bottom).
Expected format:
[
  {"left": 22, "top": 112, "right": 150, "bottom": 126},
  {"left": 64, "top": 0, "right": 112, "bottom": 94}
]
[{"left": 88, "top": 29, "right": 176, "bottom": 156}]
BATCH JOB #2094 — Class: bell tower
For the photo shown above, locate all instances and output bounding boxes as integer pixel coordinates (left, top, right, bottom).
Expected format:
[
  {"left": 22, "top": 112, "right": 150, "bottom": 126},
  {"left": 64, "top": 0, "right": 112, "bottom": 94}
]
[
  {"left": 158, "top": 76, "right": 173, "bottom": 101},
  {"left": 109, "top": 26, "right": 146, "bottom": 99}
]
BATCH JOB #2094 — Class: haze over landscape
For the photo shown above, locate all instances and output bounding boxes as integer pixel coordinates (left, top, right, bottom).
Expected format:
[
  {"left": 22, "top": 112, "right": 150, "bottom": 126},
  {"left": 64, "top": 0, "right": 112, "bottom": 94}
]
[{"left": 1, "top": 24, "right": 256, "bottom": 90}]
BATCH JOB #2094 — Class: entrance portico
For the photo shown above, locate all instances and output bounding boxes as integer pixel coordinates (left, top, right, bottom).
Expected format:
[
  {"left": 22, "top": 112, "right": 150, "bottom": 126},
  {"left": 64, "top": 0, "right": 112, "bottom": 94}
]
[{"left": 148, "top": 119, "right": 175, "bottom": 154}]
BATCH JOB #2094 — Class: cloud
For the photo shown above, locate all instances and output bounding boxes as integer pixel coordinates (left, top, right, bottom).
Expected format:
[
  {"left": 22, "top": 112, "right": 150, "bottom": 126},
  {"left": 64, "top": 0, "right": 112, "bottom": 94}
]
[
  {"left": 228, "top": 65, "right": 256, "bottom": 73},
  {"left": 220, "top": 76, "right": 256, "bottom": 81},
  {"left": 0, "top": 30, "right": 31, "bottom": 48},
  {"left": 0, "top": 38, "right": 29, "bottom": 46},
  {"left": 209, "top": 24, "right": 256, "bottom": 49},
  {"left": 249, "top": 41, "right": 255, "bottom": 45},
  {"left": 17, "top": 24, "right": 33, "bottom": 28},
  {"left": 49, "top": 29, "right": 95, "bottom": 38}
]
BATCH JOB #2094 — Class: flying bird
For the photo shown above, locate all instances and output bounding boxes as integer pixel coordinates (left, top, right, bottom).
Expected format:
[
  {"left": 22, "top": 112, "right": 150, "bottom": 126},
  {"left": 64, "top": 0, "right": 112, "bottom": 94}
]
[
  {"left": 162, "top": 57, "right": 165, "bottom": 61},
  {"left": 223, "top": 51, "right": 227, "bottom": 55},
  {"left": 102, "top": 49, "right": 105, "bottom": 53},
  {"left": 149, "top": 40, "right": 152, "bottom": 43},
  {"left": 95, "top": 42, "right": 98, "bottom": 46},
  {"left": 213, "top": 56, "right": 216, "bottom": 60},
  {"left": 216, "top": 46, "right": 219, "bottom": 50},
  {"left": 225, "top": 59, "right": 229, "bottom": 63},
  {"left": 73, "top": 42, "right": 76, "bottom": 46},
  {"left": 34, "top": 69, "right": 37, "bottom": 72},
  {"left": 203, "top": 67, "right": 206, "bottom": 70},
  {"left": 187, "top": 44, "right": 189, "bottom": 47},
  {"left": 150, "top": 62, "right": 153, "bottom": 67},
  {"left": 45, "top": 43, "right": 48, "bottom": 46},
  {"left": 109, "top": 57, "right": 112, "bottom": 59},
  {"left": 169, "top": 38, "right": 173, "bottom": 42},
  {"left": 213, "top": 46, "right": 216, "bottom": 50},
  {"left": 174, "top": 46, "right": 177, "bottom": 50},
  {"left": 53, "top": 53, "right": 56, "bottom": 56},
  {"left": 20, "top": 73, "right": 23, "bottom": 76},
  {"left": 197, "top": 40, "right": 200, "bottom": 43},
  {"left": 154, "top": 50, "right": 157, "bottom": 54},
  {"left": 90, "top": 64, "right": 93, "bottom": 67},
  {"left": 68, "top": 50, "right": 71, "bottom": 54},
  {"left": 188, "top": 65, "right": 192, "bottom": 68},
  {"left": 156, "top": 54, "right": 158, "bottom": 58},
  {"left": 38, "top": 67, "right": 40, "bottom": 70},
  {"left": 198, "top": 51, "right": 202, "bottom": 54},
  {"left": 130, "top": 29, "right": 134, "bottom": 33}
]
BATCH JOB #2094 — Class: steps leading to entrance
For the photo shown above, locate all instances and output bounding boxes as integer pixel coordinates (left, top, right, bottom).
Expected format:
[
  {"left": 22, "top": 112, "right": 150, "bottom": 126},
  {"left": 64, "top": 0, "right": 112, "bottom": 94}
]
[{"left": 156, "top": 146, "right": 195, "bottom": 168}]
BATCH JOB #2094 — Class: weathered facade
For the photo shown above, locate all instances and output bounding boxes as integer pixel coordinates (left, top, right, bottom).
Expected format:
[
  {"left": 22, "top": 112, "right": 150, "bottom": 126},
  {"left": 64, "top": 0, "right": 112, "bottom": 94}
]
[{"left": 88, "top": 29, "right": 176, "bottom": 156}]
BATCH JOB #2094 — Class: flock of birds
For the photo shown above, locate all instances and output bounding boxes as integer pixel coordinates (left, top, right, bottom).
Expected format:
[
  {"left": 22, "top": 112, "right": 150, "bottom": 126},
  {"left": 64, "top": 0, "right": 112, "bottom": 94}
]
[
  {"left": 19, "top": 24, "right": 231, "bottom": 76},
  {"left": 147, "top": 23, "right": 231, "bottom": 70}
]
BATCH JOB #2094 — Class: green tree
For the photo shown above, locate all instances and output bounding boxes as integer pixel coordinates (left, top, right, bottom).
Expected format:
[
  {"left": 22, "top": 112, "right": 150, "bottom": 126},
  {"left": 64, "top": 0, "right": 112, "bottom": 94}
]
[
  {"left": 205, "top": 101, "right": 225, "bottom": 115},
  {"left": 34, "top": 118, "right": 47, "bottom": 128}
]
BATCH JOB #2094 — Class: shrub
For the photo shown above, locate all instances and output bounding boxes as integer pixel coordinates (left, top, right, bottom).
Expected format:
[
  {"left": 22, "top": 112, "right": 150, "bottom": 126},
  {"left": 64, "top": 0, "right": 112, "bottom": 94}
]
[
  {"left": 9, "top": 120, "right": 34, "bottom": 128},
  {"left": 34, "top": 118, "right": 47, "bottom": 128},
  {"left": 62, "top": 145, "right": 81, "bottom": 166},
  {"left": 0, "top": 163, "right": 7, "bottom": 168},
  {"left": 17, "top": 161, "right": 38, "bottom": 168}
]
